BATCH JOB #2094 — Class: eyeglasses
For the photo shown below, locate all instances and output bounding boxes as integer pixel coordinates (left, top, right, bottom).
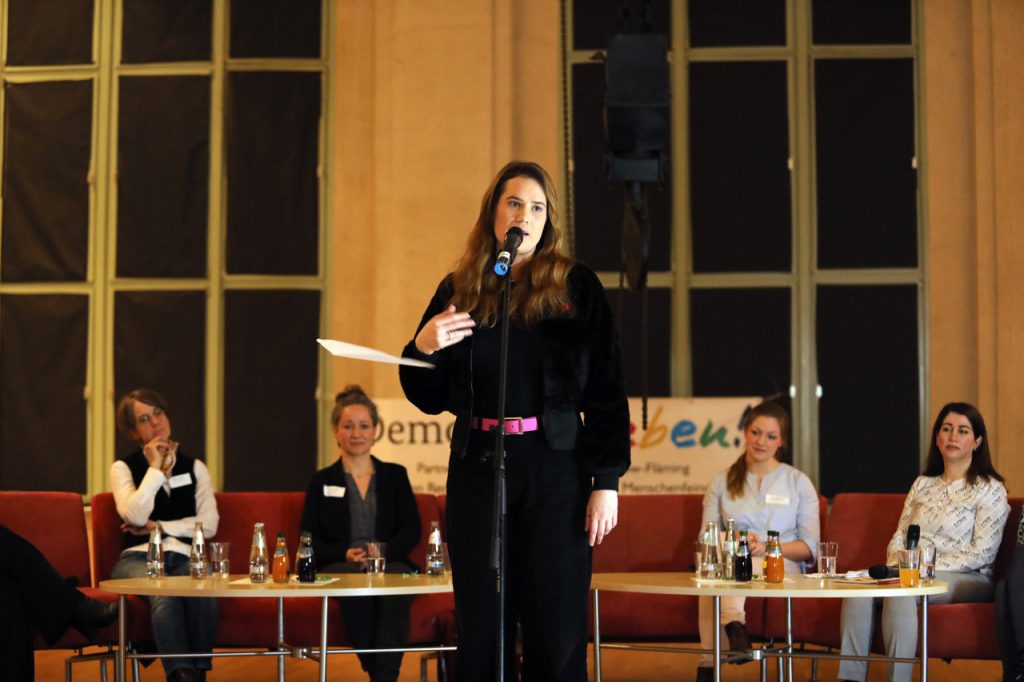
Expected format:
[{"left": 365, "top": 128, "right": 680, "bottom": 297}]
[{"left": 136, "top": 407, "right": 165, "bottom": 425}]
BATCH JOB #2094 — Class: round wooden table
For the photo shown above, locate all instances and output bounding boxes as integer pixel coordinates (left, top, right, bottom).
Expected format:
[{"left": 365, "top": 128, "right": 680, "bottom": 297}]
[
  {"left": 100, "top": 573, "right": 453, "bottom": 682},
  {"left": 590, "top": 572, "right": 949, "bottom": 682}
]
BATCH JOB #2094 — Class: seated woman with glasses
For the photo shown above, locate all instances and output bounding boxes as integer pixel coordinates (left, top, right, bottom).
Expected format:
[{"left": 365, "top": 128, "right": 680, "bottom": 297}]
[{"left": 110, "top": 389, "right": 220, "bottom": 682}]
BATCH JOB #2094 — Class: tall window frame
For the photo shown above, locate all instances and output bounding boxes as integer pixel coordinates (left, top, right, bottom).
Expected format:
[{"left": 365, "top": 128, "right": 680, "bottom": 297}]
[
  {"left": 0, "top": 0, "right": 334, "bottom": 496},
  {"left": 563, "top": 0, "right": 927, "bottom": 490}
]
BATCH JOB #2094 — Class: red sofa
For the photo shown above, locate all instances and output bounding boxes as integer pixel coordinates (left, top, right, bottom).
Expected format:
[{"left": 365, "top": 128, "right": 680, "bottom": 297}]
[
  {"left": 90, "top": 491, "right": 455, "bottom": 649},
  {"left": 0, "top": 491, "right": 120, "bottom": 649},
  {"left": 786, "top": 492, "right": 1024, "bottom": 659},
  {"left": 7, "top": 488, "right": 1018, "bottom": 671},
  {"left": 592, "top": 492, "right": 1023, "bottom": 665}
]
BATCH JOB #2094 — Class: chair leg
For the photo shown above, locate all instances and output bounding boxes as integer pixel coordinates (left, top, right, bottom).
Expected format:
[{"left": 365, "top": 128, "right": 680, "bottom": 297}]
[
  {"left": 420, "top": 651, "right": 446, "bottom": 682},
  {"left": 64, "top": 646, "right": 117, "bottom": 682}
]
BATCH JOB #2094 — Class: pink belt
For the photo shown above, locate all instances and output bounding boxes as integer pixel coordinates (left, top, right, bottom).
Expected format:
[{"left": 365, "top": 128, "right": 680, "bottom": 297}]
[{"left": 470, "top": 416, "right": 540, "bottom": 435}]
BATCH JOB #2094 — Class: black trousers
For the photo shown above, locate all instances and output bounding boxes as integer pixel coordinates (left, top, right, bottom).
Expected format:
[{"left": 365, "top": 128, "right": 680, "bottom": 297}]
[
  {"left": 0, "top": 524, "right": 83, "bottom": 679},
  {"left": 996, "top": 544, "right": 1024, "bottom": 682},
  {"left": 322, "top": 560, "right": 414, "bottom": 682},
  {"left": 446, "top": 432, "right": 592, "bottom": 682}
]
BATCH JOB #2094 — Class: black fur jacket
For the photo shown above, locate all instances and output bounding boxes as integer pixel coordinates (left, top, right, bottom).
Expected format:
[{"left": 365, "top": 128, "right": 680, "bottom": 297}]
[{"left": 400, "top": 263, "right": 630, "bottom": 490}]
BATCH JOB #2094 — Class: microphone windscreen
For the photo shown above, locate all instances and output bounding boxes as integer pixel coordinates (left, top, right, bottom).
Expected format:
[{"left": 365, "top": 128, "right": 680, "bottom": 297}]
[
  {"left": 906, "top": 524, "right": 920, "bottom": 550},
  {"left": 868, "top": 564, "right": 898, "bottom": 580},
  {"left": 505, "top": 227, "right": 524, "bottom": 248}
]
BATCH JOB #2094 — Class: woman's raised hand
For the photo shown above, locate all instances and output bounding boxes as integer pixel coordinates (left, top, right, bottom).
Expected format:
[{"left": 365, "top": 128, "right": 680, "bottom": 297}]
[
  {"left": 415, "top": 305, "right": 475, "bottom": 355},
  {"left": 142, "top": 437, "right": 174, "bottom": 473}
]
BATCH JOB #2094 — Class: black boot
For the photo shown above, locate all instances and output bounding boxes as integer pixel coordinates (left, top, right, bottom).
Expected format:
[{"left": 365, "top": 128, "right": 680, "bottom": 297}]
[
  {"left": 724, "top": 620, "right": 753, "bottom": 664},
  {"left": 695, "top": 666, "right": 713, "bottom": 682},
  {"left": 70, "top": 595, "right": 119, "bottom": 640}
]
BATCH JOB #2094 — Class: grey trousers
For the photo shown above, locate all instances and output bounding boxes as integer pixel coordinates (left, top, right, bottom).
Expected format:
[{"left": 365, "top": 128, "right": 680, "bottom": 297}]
[{"left": 837, "top": 570, "right": 993, "bottom": 682}]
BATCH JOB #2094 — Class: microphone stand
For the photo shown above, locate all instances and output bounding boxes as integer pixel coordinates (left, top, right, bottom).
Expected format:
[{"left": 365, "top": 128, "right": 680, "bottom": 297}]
[{"left": 490, "top": 271, "right": 513, "bottom": 682}]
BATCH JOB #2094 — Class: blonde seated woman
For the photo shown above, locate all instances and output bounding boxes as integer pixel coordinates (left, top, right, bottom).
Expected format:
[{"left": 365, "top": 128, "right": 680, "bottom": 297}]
[{"left": 695, "top": 401, "right": 820, "bottom": 682}]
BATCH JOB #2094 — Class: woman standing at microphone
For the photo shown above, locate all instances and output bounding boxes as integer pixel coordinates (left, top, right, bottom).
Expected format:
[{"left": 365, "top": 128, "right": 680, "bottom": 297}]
[
  {"left": 838, "top": 402, "right": 1009, "bottom": 682},
  {"left": 399, "top": 161, "right": 630, "bottom": 681}
]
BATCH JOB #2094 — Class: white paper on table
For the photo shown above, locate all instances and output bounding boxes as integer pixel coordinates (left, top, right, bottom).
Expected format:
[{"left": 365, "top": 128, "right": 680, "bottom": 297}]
[{"left": 317, "top": 338, "right": 435, "bottom": 369}]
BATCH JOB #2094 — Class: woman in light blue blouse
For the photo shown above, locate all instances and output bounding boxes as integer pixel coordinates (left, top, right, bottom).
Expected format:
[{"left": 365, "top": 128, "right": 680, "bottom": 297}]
[{"left": 695, "top": 401, "right": 820, "bottom": 682}]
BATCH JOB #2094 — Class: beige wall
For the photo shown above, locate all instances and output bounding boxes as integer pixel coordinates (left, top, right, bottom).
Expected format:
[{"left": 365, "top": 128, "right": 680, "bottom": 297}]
[
  {"left": 328, "top": 1, "right": 1024, "bottom": 491},
  {"left": 924, "top": 0, "right": 1024, "bottom": 491},
  {"left": 328, "top": 0, "right": 562, "bottom": 402}
]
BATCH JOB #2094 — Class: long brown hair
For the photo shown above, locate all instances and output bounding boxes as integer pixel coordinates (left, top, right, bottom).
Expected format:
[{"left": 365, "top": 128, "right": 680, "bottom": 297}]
[
  {"left": 449, "top": 161, "right": 573, "bottom": 327},
  {"left": 726, "top": 401, "right": 791, "bottom": 499},
  {"left": 922, "top": 402, "right": 1004, "bottom": 485}
]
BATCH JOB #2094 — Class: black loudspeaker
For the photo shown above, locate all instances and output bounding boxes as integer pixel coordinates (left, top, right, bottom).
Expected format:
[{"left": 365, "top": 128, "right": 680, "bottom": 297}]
[{"left": 605, "top": 33, "right": 669, "bottom": 183}]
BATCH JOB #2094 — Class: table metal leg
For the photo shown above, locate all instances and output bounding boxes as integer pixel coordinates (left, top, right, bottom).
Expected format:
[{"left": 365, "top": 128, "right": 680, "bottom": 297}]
[
  {"left": 319, "top": 596, "right": 329, "bottom": 682},
  {"left": 921, "top": 594, "right": 929, "bottom": 682},
  {"left": 786, "top": 597, "right": 794, "bottom": 682},
  {"left": 713, "top": 595, "right": 721, "bottom": 682},
  {"left": 116, "top": 595, "right": 126, "bottom": 682},
  {"left": 593, "top": 589, "right": 602, "bottom": 682},
  {"left": 278, "top": 596, "right": 286, "bottom": 682}
]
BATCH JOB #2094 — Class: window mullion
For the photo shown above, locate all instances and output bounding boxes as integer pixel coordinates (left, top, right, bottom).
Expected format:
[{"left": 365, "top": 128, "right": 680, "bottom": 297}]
[{"left": 89, "top": 0, "right": 117, "bottom": 498}]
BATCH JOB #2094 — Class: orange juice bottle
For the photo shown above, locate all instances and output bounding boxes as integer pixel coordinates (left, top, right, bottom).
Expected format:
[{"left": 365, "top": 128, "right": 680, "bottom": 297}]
[
  {"left": 764, "top": 530, "right": 784, "bottom": 583},
  {"left": 272, "top": 532, "right": 290, "bottom": 583}
]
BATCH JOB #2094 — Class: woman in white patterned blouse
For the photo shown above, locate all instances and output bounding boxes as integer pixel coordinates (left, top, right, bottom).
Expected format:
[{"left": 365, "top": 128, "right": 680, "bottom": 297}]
[{"left": 838, "top": 402, "right": 1010, "bottom": 682}]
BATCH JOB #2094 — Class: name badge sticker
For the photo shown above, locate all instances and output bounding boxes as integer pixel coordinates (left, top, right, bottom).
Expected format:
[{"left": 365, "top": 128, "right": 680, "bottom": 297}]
[
  {"left": 324, "top": 485, "right": 346, "bottom": 498},
  {"left": 765, "top": 494, "right": 790, "bottom": 506},
  {"left": 168, "top": 473, "right": 192, "bottom": 489}
]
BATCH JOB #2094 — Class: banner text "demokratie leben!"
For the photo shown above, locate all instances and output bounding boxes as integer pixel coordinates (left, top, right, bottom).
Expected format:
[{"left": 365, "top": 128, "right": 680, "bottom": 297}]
[{"left": 372, "top": 398, "right": 755, "bottom": 495}]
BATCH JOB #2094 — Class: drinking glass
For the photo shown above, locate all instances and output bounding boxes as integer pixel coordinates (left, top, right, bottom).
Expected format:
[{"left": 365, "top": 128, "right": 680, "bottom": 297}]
[
  {"left": 817, "top": 541, "right": 839, "bottom": 577},
  {"left": 209, "top": 542, "right": 230, "bottom": 578},
  {"left": 919, "top": 544, "right": 936, "bottom": 583},
  {"left": 442, "top": 542, "right": 452, "bottom": 575},
  {"left": 698, "top": 522, "right": 722, "bottom": 579},
  {"left": 366, "top": 541, "right": 387, "bottom": 575},
  {"left": 898, "top": 548, "right": 921, "bottom": 587}
]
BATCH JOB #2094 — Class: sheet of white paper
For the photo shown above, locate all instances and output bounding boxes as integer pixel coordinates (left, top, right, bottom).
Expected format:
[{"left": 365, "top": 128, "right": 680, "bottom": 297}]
[{"left": 317, "top": 338, "right": 435, "bottom": 369}]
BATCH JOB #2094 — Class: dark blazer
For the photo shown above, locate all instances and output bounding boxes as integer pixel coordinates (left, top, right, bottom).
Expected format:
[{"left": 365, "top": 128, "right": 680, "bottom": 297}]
[
  {"left": 399, "top": 263, "right": 630, "bottom": 489},
  {"left": 300, "top": 456, "right": 422, "bottom": 572}
]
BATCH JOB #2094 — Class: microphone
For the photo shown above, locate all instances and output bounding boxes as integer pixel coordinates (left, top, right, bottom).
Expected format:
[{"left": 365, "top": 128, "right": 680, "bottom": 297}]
[
  {"left": 493, "top": 227, "right": 524, "bottom": 276},
  {"left": 868, "top": 524, "right": 922, "bottom": 580},
  {"left": 868, "top": 564, "right": 900, "bottom": 580},
  {"left": 906, "top": 524, "right": 920, "bottom": 550}
]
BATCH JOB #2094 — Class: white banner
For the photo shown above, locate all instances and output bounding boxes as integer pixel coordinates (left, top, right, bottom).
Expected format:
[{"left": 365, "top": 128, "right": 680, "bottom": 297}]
[{"left": 373, "top": 397, "right": 757, "bottom": 495}]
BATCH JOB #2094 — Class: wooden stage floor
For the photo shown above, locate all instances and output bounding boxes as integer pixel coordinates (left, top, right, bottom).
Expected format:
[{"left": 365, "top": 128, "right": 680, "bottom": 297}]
[{"left": 36, "top": 643, "right": 1002, "bottom": 681}]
